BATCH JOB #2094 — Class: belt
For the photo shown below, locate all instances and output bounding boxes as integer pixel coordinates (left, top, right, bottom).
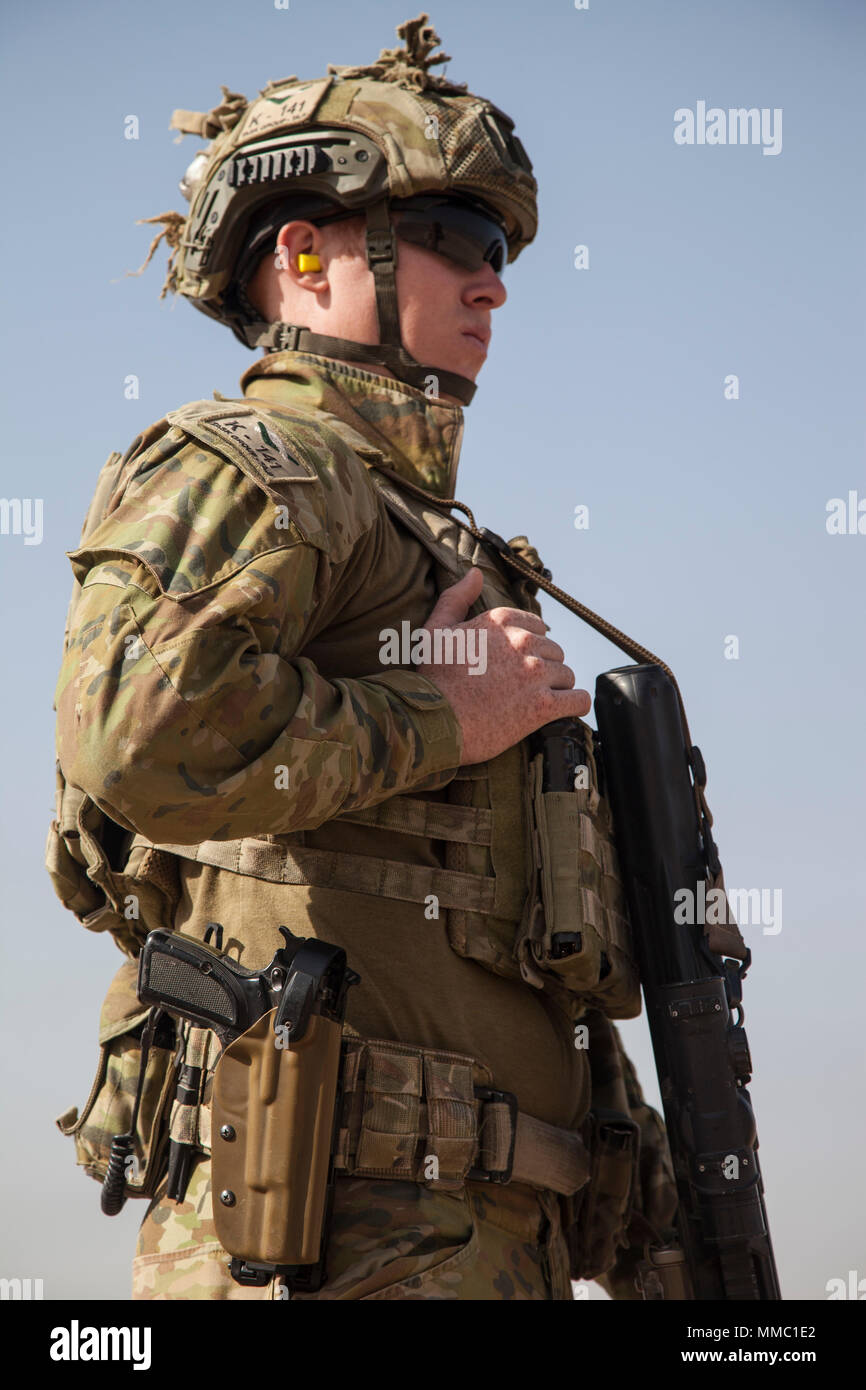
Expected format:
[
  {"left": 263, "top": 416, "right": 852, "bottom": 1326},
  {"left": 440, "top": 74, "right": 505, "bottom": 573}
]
[
  {"left": 192, "top": 1030, "right": 591, "bottom": 1199},
  {"left": 332, "top": 1035, "right": 591, "bottom": 1198}
]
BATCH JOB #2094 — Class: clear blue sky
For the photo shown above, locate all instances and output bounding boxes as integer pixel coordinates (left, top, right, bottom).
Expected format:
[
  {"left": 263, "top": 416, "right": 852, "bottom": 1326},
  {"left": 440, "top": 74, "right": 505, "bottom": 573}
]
[{"left": 1, "top": 0, "right": 863, "bottom": 1300}]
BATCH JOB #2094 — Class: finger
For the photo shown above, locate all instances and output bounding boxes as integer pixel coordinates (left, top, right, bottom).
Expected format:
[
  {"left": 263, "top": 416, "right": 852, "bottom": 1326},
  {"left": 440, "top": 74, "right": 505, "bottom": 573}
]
[
  {"left": 523, "top": 635, "right": 565, "bottom": 664},
  {"left": 486, "top": 606, "right": 549, "bottom": 635},
  {"left": 545, "top": 687, "right": 592, "bottom": 718},
  {"left": 544, "top": 661, "right": 576, "bottom": 690},
  {"left": 426, "top": 567, "right": 484, "bottom": 626}
]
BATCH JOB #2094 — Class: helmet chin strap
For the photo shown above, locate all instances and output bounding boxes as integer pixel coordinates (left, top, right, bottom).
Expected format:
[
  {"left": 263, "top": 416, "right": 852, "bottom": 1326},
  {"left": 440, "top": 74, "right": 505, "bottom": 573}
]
[{"left": 238, "top": 199, "right": 478, "bottom": 406}]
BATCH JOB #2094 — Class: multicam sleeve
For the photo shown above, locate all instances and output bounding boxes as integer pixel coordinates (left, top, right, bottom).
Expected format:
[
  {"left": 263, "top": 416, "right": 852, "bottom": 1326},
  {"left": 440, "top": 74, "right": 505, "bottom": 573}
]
[{"left": 55, "top": 442, "right": 463, "bottom": 846}]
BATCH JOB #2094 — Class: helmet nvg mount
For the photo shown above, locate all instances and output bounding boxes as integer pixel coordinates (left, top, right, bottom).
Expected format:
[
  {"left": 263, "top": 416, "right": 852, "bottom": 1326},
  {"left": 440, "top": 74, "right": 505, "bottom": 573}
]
[{"left": 135, "top": 12, "right": 537, "bottom": 406}]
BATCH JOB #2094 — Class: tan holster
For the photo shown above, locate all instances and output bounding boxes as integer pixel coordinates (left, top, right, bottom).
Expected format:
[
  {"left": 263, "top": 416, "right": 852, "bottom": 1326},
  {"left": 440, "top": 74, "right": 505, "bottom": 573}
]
[{"left": 212, "top": 1008, "right": 343, "bottom": 1269}]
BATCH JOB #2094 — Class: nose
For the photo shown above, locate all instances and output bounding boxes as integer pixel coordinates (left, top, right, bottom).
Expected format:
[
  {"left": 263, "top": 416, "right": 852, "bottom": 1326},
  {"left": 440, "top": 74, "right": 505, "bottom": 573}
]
[{"left": 464, "top": 259, "right": 507, "bottom": 310}]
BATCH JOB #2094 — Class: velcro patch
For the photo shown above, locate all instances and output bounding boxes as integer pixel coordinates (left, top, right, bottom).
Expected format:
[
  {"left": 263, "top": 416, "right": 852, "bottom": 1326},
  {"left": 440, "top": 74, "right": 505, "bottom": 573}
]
[
  {"left": 237, "top": 78, "right": 333, "bottom": 141},
  {"left": 202, "top": 410, "right": 316, "bottom": 485}
]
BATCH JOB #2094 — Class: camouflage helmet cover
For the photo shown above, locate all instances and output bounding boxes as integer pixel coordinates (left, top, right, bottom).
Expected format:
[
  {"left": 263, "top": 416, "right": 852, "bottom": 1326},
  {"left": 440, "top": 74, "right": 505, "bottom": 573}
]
[{"left": 137, "top": 14, "right": 537, "bottom": 402}]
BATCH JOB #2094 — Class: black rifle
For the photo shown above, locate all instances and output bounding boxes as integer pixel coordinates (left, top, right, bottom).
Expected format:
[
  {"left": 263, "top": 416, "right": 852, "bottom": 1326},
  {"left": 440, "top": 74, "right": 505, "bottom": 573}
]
[{"left": 588, "top": 662, "right": 781, "bottom": 1300}]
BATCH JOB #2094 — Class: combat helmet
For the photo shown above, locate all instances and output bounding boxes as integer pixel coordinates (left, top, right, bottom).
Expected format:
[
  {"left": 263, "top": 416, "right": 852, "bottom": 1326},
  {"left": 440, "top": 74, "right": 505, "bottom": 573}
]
[{"left": 134, "top": 12, "right": 537, "bottom": 405}]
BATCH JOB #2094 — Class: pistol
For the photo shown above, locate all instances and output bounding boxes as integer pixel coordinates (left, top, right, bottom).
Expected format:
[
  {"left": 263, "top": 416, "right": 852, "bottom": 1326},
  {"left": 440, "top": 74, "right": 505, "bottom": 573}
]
[{"left": 137, "top": 925, "right": 358, "bottom": 1049}]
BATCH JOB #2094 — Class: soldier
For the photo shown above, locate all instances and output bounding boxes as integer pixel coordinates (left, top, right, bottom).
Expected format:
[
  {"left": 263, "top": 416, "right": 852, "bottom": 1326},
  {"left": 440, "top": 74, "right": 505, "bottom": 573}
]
[{"left": 49, "top": 13, "right": 678, "bottom": 1299}]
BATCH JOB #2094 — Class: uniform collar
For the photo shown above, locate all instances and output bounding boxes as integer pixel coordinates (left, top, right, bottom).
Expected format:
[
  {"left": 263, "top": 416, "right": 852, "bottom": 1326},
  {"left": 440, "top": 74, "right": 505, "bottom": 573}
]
[{"left": 238, "top": 351, "right": 465, "bottom": 499}]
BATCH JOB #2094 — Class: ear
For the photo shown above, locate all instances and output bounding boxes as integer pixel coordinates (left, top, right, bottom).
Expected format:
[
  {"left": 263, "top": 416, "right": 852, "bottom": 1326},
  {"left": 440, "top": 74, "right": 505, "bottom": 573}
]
[{"left": 273, "top": 222, "right": 329, "bottom": 291}]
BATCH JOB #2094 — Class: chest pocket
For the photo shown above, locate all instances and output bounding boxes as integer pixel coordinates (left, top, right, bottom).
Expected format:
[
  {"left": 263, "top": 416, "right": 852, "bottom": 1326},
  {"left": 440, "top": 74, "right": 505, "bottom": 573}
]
[{"left": 441, "top": 745, "right": 535, "bottom": 982}]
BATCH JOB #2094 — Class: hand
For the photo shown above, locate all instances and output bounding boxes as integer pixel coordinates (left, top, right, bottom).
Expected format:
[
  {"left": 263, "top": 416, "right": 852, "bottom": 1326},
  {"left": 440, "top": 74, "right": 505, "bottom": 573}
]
[{"left": 416, "top": 566, "right": 591, "bottom": 765}]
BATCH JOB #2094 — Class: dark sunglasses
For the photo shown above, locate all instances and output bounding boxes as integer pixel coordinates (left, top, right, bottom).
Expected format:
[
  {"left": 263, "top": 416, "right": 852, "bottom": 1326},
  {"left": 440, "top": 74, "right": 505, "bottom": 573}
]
[{"left": 389, "top": 196, "right": 509, "bottom": 274}]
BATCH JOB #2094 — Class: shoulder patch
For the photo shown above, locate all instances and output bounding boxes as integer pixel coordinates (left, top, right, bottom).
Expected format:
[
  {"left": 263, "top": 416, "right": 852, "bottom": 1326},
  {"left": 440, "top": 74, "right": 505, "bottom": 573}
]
[{"left": 166, "top": 403, "right": 318, "bottom": 492}]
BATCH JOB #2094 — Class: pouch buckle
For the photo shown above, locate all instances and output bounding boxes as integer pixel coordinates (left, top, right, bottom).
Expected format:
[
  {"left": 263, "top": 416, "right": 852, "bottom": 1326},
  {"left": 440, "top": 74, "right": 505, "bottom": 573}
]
[{"left": 467, "top": 1086, "right": 518, "bottom": 1184}]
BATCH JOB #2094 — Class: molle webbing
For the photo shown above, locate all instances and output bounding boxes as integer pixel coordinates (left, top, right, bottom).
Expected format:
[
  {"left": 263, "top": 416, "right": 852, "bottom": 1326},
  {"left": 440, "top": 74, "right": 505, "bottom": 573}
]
[
  {"left": 335, "top": 1039, "right": 591, "bottom": 1195},
  {"left": 339, "top": 799, "right": 492, "bottom": 845},
  {"left": 141, "top": 793, "right": 496, "bottom": 914}
]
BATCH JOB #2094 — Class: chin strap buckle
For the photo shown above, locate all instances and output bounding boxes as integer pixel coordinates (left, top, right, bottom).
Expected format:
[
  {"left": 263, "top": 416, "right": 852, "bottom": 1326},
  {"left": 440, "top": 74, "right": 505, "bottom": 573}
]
[
  {"left": 365, "top": 227, "right": 397, "bottom": 268},
  {"left": 269, "top": 323, "right": 303, "bottom": 352}
]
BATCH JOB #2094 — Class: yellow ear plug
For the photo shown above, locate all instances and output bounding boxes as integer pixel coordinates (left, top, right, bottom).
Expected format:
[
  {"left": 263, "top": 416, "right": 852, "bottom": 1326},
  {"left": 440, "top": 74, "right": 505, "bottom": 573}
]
[{"left": 296, "top": 253, "right": 322, "bottom": 272}]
